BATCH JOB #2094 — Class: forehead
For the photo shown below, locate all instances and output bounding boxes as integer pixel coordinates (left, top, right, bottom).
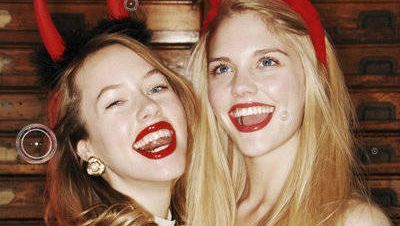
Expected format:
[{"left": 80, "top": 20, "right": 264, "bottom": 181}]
[
  {"left": 75, "top": 44, "right": 153, "bottom": 91},
  {"left": 209, "top": 12, "right": 284, "bottom": 57}
]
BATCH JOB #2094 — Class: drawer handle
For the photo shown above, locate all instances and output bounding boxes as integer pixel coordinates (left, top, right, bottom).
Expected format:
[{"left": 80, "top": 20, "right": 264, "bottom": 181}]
[
  {"left": 358, "top": 10, "right": 396, "bottom": 31},
  {"left": 359, "top": 145, "right": 394, "bottom": 164},
  {"left": 0, "top": 10, "right": 11, "bottom": 28},
  {"left": 0, "top": 189, "right": 15, "bottom": 205},
  {"left": 357, "top": 102, "right": 396, "bottom": 121},
  {"left": 0, "top": 146, "right": 18, "bottom": 161},
  {"left": 359, "top": 57, "right": 397, "bottom": 75},
  {"left": 0, "top": 55, "right": 12, "bottom": 73},
  {"left": 370, "top": 188, "right": 397, "bottom": 208}
]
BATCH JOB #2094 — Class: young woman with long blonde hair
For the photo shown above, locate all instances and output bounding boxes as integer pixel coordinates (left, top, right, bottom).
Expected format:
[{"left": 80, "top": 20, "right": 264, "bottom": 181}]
[
  {"left": 189, "top": 0, "right": 392, "bottom": 225},
  {"left": 30, "top": 0, "right": 232, "bottom": 225}
]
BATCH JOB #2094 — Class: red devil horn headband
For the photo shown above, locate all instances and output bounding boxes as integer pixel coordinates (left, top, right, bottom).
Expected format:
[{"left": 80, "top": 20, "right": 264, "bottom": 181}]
[
  {"left": 34, "top": 0, "right": 130, "bottom": 62},
  {"left": 108, "top": 0, "right": 130, "bottom": 20},
  {"left": 34, "top": 0, "right": 65, "bottom": 61},
  {"left": 34, "top": 0, "right": 130, "bottom": 128},
  {"left": 202, "top": 0, "right": 327, "bottom": 66}
]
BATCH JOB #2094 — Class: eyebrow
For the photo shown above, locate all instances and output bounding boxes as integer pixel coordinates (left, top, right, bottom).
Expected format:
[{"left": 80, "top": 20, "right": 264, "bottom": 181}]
[
  {"left": 254, "top": 48, "right": 288, "bottom": 57},
  {"left": 208, "top": 48, "right": 289, "bottom": 63},
  {"left": 144, "top": 68, "right": 161, "bottom": 78},
  {"left": 208, "top": 56, "right": 232, "bottom": 63},
  {"left": 96, "top": 83, "right": 122, "bottom": 101}
]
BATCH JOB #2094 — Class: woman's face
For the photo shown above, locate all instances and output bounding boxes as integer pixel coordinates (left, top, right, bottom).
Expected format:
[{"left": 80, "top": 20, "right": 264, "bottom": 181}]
[
  {"left": 76, "top": 44, "right": 188, "bottom": 182},
  {"left": 207, "top": 12, "right": 305, "bottom": 157}
]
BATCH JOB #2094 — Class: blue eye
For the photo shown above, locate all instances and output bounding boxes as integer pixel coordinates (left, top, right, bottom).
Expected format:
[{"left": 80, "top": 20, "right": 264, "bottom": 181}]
[
  {"left": 210, "top": 64, "right": 233, "bottom": 76},
  {"left": 259, "top": 57, "right": 278, "bottom": 68},
  {"left": 149, "top": 85, "right": 168, "bottom": 94},
  {"left": 216, "top": 64, "right": 231, "bottom": 74}
]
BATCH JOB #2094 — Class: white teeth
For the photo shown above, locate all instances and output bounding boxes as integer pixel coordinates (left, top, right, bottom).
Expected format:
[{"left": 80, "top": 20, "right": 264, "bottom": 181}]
[
  {"left": 148, "top": 144, "right": 169, "bottom": 153},
  {"left": 133, "top": 129, "right": 171, "bottom": 149},
  {"left": 232, "top": 106, "right": 274, "bottom": 118}
]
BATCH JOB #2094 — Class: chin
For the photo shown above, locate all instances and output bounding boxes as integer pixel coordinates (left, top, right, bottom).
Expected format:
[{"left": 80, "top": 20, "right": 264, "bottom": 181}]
[
  {"left": 236, "top": 141, "right": 273, "bottom": 158},
  {"left": 155, "top": 149, "right": 186, "bottom": 181}
]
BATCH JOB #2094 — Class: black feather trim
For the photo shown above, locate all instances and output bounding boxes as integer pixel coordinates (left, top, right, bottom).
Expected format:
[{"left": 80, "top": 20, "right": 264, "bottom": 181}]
[
  {"left": 33, "top": 18, "right": 151, "bottom": 89},
  {"left": 91, "top": 18, "right": 151, "bottom": 46}
]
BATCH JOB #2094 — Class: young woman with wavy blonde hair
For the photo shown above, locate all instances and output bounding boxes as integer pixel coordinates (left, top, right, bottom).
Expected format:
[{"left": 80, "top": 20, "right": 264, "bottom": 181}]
[
  {"left": 188, "top": 0, "right": 392, "bottom": 225},
  {"left": 31, "top": 0, "right": 233, "bottom": 225}
]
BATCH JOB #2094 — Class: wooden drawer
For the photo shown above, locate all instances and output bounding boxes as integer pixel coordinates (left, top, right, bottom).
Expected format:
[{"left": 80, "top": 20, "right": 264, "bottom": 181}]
[
  {"left": 367, "top": 176, "right": 400, "bottom": 220},
  {"left": 0, "top": 220, "right": 44, "bottom": 226},
  {"left": 356, "top": 132, "right": 400, "bottom": 175},
  {"left": 336, "top": 44, "right": 400, "bottom": 88},
  {"left": 0, "top": 133, "right": 47, "bottom": 175},
  {"left": 0, "top": 46, "right": 38, "bottom": 88},
  {"left": 0, "top": 45, "right": 192, "bottom": 88},
  {"left": 0, "top": 1, "right": 200, "bottom": 44},
  {"left": 313, "top": 1, "right": 400, "bottom": 44},
  {"left": 0, "top": 176, "right": 45, "bottom": 219},
  {"left": 350, "top": 90, "right": 400, "bottom": 131},
  {"left": 153, "top": 45, "right": 192, "bottom": 78},
  {"left": 0, "top": 92, "right": 48, "bottom": 132}
]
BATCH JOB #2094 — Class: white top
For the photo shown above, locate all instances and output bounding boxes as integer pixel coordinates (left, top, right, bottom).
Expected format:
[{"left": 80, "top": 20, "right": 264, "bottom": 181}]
[{"left": 153, "top": 210, "right": 176, "bottom": 226}]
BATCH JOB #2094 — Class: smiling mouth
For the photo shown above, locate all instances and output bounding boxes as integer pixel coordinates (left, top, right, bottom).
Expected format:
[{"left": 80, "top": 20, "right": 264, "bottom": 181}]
[
  {"left": 133, "top": 121, "right": 176, "bottom": 159},
  {"left": 228, "top": 103, "right": 275, "bottom": 133}
]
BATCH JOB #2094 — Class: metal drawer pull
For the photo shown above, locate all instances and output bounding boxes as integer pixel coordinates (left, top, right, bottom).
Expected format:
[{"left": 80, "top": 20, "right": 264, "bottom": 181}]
[
  {"left": 0, "top": 189, "right": 15, "bottom": 205},
  {"left": 0, "top": 55, "right": 12, "bottom": 73},
  {"left": 359, "top": 10, "right": 396, "bottom": 30},
  {"left": 359, "top": 56, "right": 397, "bottom": 75},
  {"left": 357, "top": 102, "right": 396, "bottom": 121},
  {"left": 359, "top": 145, "right": 393, "bottom": 164},
  {"left": 370, "top": 188, "right": 397, "bottom": 208},
  {"left": 0, "top": 10, "right": 11, "bottom": 28}
]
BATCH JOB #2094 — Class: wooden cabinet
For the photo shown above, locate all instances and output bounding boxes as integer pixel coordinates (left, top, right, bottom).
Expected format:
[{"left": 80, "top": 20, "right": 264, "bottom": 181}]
[
  {"left": 314, "top": 1, "right": 399, "bottom": 44},
  {"left": 0, "top": 0, "right": 399, "bottom": 224},
  {"left": 313, "top": 0, "right": 400, "bottom": 224}
]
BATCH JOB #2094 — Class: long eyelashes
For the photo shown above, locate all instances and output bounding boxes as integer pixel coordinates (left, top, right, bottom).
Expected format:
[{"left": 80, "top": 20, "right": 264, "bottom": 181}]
[
  {"left": 208, "top": 55, "right": 280, "bottom": 77},
  {"left": 208, "top": 61, "right": 233, "bottom": 76},
  {"left": 106, "top": 100, "right": 126, "bottom": 109},
  {"left": 105, "top": 84, "right": 169, "bottom": 110},
  {"left": 257, "top": 56, "right": 279, "bottom": 68},
  {"left": 147, "top": 84, "right": 169, "bottom": 95}
]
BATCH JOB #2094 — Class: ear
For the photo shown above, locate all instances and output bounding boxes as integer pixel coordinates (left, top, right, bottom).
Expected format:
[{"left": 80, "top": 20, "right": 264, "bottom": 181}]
[{"left": 76, "top": 139, "right": 94, "bottom": 161}]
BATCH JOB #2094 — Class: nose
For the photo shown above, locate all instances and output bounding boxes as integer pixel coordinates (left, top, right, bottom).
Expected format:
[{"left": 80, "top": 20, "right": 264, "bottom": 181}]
[
  {"left": 231, "top": 70, "right": 257, "bottom": 98},
  {"left": 136, "top": 96, "right": 161, "bottom": 122}
]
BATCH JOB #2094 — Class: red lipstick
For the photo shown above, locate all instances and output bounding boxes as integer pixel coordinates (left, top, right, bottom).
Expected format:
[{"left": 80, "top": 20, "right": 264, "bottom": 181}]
[
  {"left": 228, "top": 102, "right": 274, "bottom": 133},
  {"left": 133, "top": 121, "right": 176, "bottom": 159}
]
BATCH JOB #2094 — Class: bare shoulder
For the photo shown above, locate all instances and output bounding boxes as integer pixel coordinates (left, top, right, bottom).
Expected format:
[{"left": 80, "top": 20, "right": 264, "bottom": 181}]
[{"left": 341, "top": 200, "right": 392, "bottom": 226}]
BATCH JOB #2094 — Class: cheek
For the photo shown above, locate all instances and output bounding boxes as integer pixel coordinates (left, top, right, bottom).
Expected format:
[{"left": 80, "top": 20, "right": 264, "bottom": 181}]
[
  {"left": 163, "top": 95, "right": 187, "bottom": 130},
  {"left": 261, "top": 73, "right": 304, "bottom": 105},
  {"left": 208, "top": 80, "right": 226, "bottom": 114}
]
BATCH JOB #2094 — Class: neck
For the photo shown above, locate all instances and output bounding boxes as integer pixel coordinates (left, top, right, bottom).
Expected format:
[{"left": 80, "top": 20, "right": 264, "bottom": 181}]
[
  {"left": 242, "top": 131, "right": 300, "bottom": 211},
  {"left": 104, "top": 174, "right": 174, "bottom": 219}
]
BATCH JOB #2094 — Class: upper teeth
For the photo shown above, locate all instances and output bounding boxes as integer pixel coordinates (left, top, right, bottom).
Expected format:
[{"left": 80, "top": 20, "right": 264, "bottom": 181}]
[
  {"left": 133, "top": 129, "right": 171, "bottom": 149},
  {"left": 231, "top": 106, "right": 274, "bottom": 118}
]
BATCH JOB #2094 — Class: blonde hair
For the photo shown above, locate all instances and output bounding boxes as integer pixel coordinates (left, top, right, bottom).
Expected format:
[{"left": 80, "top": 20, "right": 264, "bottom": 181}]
[
  {"left": 188, "top": 0, "right": 367, "bottom": 225},
  {"left": 45, "top": 33, "right": 199, "bottom": 225}
]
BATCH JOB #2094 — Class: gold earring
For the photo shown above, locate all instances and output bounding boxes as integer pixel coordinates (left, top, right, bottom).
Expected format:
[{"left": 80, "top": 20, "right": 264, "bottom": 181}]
[{"left": 86, "top": 156, "right": 105, "bottom": 176}]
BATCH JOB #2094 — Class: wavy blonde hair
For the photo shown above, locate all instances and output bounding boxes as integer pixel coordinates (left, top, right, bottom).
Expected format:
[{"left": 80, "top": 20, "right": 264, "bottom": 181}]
[
  {"left": 44, "top": 33, "right": 200, "bottom": 225},
  {"left": 188, "top": 0, "right": 367, "bottom": 225}
]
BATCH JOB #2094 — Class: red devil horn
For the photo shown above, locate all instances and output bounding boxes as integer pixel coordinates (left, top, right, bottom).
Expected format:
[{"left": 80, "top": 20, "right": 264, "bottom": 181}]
[
  {"left": 108, "top": 0, "right": 129, "bottom": 20},
  {"left": 34, "top": 0, "right": 65, "bottom": 61}
]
